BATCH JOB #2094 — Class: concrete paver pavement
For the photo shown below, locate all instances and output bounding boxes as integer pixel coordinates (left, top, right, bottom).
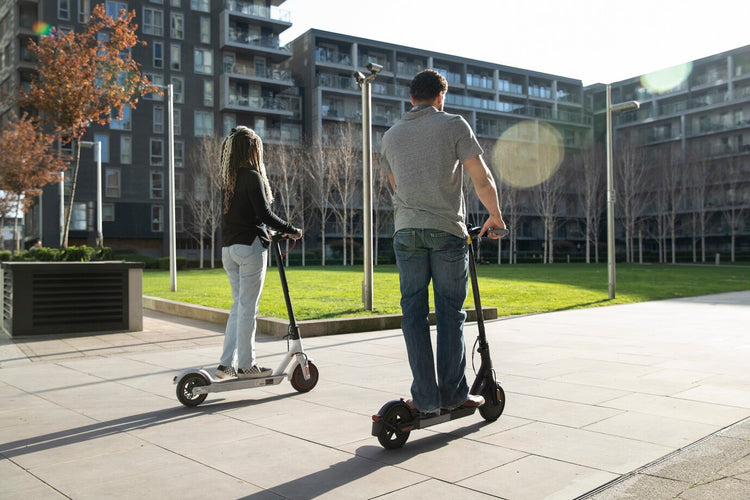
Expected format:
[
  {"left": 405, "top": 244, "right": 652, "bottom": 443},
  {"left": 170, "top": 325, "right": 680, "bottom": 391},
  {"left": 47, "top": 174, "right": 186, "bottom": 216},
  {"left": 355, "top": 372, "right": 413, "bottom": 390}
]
[{"left": 1, "top": 291, "right": 749, "bottom": 499}]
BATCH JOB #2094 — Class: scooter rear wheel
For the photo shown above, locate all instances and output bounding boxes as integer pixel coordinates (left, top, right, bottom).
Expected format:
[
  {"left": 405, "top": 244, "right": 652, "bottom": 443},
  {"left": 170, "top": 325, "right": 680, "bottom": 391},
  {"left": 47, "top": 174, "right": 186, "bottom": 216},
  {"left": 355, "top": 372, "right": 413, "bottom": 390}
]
[
  {"left": 479, "top": 382, "right": 505, "bottom": 422},
  {"left": 176, "top": 372, "right": 209, "bottom": 407},
  {"left": 377, "top": 402, "right": 413, "bottom": 449},
  {"left": 291, "top": 361, "right": 319, "bottom": 393}
]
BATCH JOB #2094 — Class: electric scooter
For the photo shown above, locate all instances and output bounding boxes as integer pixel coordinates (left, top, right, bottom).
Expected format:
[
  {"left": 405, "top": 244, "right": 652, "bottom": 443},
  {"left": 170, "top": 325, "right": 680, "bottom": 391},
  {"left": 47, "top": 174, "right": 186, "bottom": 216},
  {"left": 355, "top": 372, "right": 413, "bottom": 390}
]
[
  {"left": 371, "top": 226, "right": 507, "bottom": 449},
  {"left": 174, "top": 233, "right": 319, "bottom": 407}
]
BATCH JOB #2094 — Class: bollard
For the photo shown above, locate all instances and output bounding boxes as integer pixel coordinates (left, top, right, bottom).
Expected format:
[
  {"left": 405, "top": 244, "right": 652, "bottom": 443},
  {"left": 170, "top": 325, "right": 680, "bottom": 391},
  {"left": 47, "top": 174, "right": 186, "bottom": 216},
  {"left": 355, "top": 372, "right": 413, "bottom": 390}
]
[{"left": 715, "top": 253, "right": 720, "bottom": 265}]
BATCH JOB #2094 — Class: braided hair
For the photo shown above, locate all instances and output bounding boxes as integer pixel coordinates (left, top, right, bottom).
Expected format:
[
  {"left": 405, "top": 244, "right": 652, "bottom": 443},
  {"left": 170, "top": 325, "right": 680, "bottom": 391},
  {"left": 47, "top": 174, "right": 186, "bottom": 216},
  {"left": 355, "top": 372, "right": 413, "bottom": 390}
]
[{"left": 220, "top": 126, "right": 274, "bottom": 214}]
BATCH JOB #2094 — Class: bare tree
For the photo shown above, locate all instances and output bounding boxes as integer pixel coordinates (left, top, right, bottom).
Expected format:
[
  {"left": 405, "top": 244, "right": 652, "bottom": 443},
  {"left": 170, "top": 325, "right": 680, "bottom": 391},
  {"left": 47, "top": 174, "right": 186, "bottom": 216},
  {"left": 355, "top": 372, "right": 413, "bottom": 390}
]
[
  {"left": 660, "top": 146, "right": 688, "bottom": 264},
  {"left": 324, "top": 123, "right": 360, "bottom": 266},
  {"left": 615, "top": 137, "right": 649, "bottom": 263},
  {"left": 534, "top": 168, "right": 565, "bottom": 264},
  {"left": 720, "top": 158, "right": 747, "bottom": 263},
  {"left": 579, "top": 145, "right": 605, "bottom": 263},
  {"left": 186, "top": 136, "right": 223, "bottom": 268},
  {"left": 266, "top": 142, "right": 306, "bottom": 265},
  {"left": 305, "top": 134, "right": 336, "bottom": 266},
  {"left": 687, "top": 152, "right": 711, "bottom": 263}
]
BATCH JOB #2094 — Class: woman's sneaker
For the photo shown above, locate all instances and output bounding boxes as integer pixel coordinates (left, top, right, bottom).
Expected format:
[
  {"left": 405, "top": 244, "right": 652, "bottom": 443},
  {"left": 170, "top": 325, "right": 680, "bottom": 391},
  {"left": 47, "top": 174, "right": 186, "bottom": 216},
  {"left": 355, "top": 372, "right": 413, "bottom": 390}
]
[
  {"left": 215, "top": 365, "right": 237, "bottom": 380},
  {"left": 238, "top": 365, "right": 272, "bottom": 378}
]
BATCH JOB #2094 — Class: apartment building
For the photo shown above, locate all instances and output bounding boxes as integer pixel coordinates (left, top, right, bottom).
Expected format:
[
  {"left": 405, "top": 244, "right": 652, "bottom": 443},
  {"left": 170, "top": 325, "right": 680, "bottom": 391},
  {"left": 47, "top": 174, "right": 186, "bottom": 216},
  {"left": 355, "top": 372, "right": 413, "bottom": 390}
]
[
  {"left": 588, "top": 45, "right": 750, "bottom": 260},
  {"left": 1, "top": 0, "right": 300, "bottom": 255},
  {"left": 284, "top": 29, "right": 591, "bottom": 251}
]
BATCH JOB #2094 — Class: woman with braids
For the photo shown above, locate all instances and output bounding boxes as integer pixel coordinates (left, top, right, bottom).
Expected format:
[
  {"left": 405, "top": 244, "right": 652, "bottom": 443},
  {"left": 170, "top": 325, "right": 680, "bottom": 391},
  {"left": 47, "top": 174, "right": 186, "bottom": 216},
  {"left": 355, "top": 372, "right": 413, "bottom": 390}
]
[{"left": 216, "top": 126, "right": 302, "bottom": 380}]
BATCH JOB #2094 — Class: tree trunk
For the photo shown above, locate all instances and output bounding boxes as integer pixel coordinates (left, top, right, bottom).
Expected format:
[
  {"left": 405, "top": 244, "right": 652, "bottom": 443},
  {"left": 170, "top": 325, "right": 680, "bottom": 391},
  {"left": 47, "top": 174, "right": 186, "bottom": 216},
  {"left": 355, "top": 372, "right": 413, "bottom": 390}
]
[{"left": 62, "top": 142, "right": 83, "bottom": 248}]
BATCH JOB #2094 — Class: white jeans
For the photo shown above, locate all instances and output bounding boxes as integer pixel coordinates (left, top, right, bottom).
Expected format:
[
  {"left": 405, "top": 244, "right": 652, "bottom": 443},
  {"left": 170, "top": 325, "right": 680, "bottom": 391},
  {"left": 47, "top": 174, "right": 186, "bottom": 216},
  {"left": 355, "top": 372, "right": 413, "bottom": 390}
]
[{"left": 220, "top": 241, "right": 267, "bottom": 369}]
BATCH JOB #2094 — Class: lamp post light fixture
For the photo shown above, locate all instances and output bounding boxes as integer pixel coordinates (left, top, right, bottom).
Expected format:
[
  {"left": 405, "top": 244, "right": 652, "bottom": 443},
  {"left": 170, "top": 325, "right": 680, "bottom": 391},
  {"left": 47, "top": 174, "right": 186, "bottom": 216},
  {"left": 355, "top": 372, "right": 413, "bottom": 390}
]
[
  {"left": 79, "top": 140, "right": 102, "bottom": 247},
  {"left": 353, "top": 62, "right": 382, "bottom": 311},
  {"left": 605, "top": 84, "right": 639, "bottom": 299}
]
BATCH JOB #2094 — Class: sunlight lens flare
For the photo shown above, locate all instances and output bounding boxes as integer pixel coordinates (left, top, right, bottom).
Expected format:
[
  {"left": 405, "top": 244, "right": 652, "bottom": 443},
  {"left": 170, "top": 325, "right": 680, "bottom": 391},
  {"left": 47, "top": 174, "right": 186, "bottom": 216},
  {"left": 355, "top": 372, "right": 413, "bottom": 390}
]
[
  {"left": 32, "top": 21, "right": 52, "bottom": 36},
  {"left": 640, "top": 62, "right": 693, "bottom": 94},
  {"left": 491, "top": 121, "right": 564, "bottom": 188}
]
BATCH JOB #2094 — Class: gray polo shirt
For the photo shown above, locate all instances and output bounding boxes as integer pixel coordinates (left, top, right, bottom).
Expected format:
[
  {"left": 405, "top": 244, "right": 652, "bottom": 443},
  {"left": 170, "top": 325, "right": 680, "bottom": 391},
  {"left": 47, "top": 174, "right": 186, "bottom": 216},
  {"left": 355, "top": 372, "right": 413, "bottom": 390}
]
[{"left": 381, "top": 106, "right": 483, "bottom": 238}]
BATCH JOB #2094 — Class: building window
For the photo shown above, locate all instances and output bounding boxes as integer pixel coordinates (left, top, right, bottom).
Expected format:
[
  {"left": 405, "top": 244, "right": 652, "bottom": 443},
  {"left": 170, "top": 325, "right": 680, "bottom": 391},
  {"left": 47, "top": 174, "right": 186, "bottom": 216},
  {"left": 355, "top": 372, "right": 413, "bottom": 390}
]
[
  {"left": 194, "top": 48, "right": 213, "bottom": 74},
  {"left": 110, "top": 104, "right": 131, "bottom": 130},
  {"left": 153, "top": 41, "right": 164, "bottom": 68},
  {"left": 203, "top": 79, "right": 214, "bottom": 106},
  {"left": 72, "top": 202, "right": 87, "bottom": 231},
  {"left": 105, "top": 1, "right": 127, "bottom": 18},
  {"left": 194, "top": 111, "right": 213, "bottom": 136},
  {"left": 170, "top": 43, "right": 181, "bottom": 70},
  {"left": 143, "top": 8, "right": 164, "bottom": 36},
  {"left": 150, "top": 172, "right": 164, "bottom": 199},
  {"left": 120, "top": 136, "right": 132, "bottom": 164},
  {"left": 175, "top": 172, "right": 184, "bottom": 200},
  {"left": 150, "top": 138, "right": 164, "bottom": 165},
  {"left": 199, "top": 16, "right": 210, "bottom": 44},
  {"left": 171, "top": 0, "right": 181, "bottom": 7},
  {"left": 153, "top": 105, "right": 164, "bottom": 133},
  {"left": 175, "top": 205, "right": 184, "bottom": 232},
  {"left": 58, "top": 0, "right": 71, "bottom": 20},
  {"left": 105, "top": 168, "right": 121, "bottom": 197},
  {"left": 171, "top": 76, "right": 184, "bottom": 103},
  {"left": 173, "top": 108, "right": 182, "bottom": 135},
  {"left": 174, "top": 140, "right": 184, "bottom": 168},
  {"left": 223, "top": 114, "right": 236, "bottom": 136},
  {"left": 191, "top": 0, "right": 209, "bottom": 12},
  {"left": 78, "top": 0, "right": 91, "bottom": 23},
  {"left": 151, "top": 205, "right": 164, "bottom": 232},
  {"left": 144, "top": 73, "right": 164, "bottom": 100},
  {"left": 102, "top": 203, "right": 115, "bottom": 222},
  {"left": 171, "top": 12, "right": 184, "bottom": 39},
  {"left": 93, "top": 134, "right": 110, "bottom": 163}
]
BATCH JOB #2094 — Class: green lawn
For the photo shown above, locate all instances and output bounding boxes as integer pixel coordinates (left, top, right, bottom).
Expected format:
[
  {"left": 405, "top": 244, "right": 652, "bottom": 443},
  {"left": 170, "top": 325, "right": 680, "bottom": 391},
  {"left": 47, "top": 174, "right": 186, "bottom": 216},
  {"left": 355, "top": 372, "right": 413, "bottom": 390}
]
[{"left": 143, "top": 263, "right": 750, "bottom": 321}]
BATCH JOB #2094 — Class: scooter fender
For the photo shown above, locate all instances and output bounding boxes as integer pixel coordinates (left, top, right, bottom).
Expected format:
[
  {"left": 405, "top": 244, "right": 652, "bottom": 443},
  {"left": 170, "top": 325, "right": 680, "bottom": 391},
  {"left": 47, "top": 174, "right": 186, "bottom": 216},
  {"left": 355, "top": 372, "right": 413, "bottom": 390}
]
[
  {"left": 287, "top": 352, "right": 314, "bottom": 382},
  {"left": 173, "top": 367, "right": 213, "bottom": 385}
]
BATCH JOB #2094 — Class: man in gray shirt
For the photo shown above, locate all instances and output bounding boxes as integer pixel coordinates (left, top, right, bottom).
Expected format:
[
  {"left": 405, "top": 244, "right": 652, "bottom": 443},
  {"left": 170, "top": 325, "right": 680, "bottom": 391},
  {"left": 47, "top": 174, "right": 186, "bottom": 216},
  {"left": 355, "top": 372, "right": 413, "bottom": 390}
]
[{"left": 382, "top": 69, "right": 506, "bottom": 415}]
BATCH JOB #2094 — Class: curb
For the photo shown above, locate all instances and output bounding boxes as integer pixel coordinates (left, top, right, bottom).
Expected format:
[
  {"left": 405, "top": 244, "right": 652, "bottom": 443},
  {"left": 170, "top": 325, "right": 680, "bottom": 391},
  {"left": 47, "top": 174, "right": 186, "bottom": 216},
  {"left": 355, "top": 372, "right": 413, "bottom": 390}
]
[{"left": 142, "top": 295, "right": 497, "bottom": 338}]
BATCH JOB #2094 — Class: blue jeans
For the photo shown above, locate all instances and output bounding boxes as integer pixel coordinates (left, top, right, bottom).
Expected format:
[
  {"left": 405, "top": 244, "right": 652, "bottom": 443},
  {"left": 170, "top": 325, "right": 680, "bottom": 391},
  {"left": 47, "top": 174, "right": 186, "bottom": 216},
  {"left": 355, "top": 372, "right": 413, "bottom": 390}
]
[
  {"left": 221, "top": 241, "right": 267, "bottom": 369},
  {"left": 393, "top": 228, "right": 470, "bottom": 413}
]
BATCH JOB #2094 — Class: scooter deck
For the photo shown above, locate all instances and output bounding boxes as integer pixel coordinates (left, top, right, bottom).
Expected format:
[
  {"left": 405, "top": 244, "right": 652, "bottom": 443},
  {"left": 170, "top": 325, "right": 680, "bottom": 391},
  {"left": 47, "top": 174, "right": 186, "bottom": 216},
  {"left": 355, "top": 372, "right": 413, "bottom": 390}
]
[
  {"left": 404, "top": 406, "right": 476, "bottom": 431},
  {"left": 192, "top": 372, "right": 287, "bottom": 395}
]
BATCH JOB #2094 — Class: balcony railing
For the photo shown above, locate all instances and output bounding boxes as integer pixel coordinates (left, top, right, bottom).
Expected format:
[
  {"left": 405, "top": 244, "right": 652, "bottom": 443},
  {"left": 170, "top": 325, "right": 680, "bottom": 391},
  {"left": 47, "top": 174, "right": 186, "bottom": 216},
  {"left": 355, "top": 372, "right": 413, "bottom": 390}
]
[
  {"left": 227, "top": 30, "right": 289, "bottom": 52},
  {"left": 225, "top": 94, "right": 301, "bottom": 118},
  {"left": 226, "top": 63, "right": 292, "bottom": 83},
  {"left": 224, "top": 0, "right": 291, "bottom": 23}
]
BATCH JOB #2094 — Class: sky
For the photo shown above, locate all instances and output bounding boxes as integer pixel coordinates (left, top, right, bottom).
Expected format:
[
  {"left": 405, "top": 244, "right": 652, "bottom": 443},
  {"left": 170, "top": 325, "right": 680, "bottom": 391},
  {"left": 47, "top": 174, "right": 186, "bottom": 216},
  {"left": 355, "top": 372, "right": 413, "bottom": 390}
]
[{"left": 279, "top": 0, "right": 750, "bottom": 86}]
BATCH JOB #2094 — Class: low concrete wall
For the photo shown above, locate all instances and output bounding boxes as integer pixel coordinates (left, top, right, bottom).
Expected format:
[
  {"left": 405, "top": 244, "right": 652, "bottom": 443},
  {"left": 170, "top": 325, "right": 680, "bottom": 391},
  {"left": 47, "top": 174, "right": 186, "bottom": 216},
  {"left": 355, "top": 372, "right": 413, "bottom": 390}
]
[{"left": 142, "top": 296, "right": 497, "bottom": 338}]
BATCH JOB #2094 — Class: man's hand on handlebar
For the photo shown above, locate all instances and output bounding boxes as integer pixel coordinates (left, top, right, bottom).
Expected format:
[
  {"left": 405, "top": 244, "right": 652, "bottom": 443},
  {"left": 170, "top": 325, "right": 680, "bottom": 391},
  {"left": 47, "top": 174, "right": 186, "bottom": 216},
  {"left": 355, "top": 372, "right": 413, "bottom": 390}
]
[{"left": 479, "top": 214, "right": 507, "bottom": 239}]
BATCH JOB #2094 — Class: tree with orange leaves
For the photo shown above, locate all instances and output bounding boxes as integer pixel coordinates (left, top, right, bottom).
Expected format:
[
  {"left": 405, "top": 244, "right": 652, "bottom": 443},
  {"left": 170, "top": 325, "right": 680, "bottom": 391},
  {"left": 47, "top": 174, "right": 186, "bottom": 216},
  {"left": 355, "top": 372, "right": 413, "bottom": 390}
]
[
  {"left": 0, "top": 113, "right": 65, "bottom": 251},
  {"left": 18, "top": 4, "right": 158, "bottom": 247}
]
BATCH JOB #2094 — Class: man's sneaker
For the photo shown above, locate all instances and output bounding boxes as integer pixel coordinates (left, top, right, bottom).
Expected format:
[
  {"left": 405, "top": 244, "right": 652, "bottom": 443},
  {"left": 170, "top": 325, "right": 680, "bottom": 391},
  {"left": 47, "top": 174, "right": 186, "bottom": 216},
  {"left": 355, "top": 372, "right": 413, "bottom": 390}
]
[
  {"left": 238, "top": 365, "right": 272, "bottom": 378},
  {"left": 215, "top": 365, "right": 237, "bottom": 380}
]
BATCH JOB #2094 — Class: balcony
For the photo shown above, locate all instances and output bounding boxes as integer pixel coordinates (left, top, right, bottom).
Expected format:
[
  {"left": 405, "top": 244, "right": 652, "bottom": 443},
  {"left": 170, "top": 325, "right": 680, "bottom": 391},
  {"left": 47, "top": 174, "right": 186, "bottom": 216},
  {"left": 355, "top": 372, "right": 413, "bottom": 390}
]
[
  {"left": 220, "top": 16, "right": 291, "bottom": 62},
  {"left": 223, "top": 0, "right": 291, "bottom": 31},
  {"left": 221, "top": 92, "right": 301, "bottom": 119},
  {"left": 224, "top": 62, "right": 293, "bottom": 88}
]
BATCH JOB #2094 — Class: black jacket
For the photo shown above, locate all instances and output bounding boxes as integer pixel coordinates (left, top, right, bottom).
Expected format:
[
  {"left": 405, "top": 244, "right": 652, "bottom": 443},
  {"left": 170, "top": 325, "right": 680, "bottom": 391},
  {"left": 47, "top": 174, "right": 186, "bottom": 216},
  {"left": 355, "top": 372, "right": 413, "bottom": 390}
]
[{"left": 221, "top": 168, "right": 296, "bottom": 248}]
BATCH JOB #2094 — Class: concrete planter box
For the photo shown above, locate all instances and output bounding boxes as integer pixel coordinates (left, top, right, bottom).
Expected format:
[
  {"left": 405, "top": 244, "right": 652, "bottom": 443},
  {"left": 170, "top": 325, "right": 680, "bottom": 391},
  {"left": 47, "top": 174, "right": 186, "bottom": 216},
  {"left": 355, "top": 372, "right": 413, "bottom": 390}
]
[{"left": 1, "top": 261, "right": 144, "bottom": 337}]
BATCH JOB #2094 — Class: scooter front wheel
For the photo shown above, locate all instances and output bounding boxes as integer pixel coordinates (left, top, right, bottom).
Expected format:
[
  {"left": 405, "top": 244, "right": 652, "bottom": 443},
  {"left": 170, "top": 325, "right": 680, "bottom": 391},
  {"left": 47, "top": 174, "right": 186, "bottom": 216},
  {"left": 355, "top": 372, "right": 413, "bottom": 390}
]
[
  {"left": 291, "top": 361, "right": 319, "bottom": 393},
  {"left": 479, "top": 382, "right": 506, "bottom": 422},
  {"left": 176, "top": 372, "right": 209, "bottom": 407},
  {"left": 376, "top": 401, "right": 413, "bottom": 449}
]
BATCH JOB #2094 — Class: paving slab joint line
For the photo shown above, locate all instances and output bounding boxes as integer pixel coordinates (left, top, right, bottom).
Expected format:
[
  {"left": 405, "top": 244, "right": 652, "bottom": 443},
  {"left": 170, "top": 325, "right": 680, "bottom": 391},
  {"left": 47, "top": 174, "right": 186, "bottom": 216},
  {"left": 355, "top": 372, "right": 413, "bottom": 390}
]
[{"left": 573, "top": 414, "right": 750, "bottom": 499}]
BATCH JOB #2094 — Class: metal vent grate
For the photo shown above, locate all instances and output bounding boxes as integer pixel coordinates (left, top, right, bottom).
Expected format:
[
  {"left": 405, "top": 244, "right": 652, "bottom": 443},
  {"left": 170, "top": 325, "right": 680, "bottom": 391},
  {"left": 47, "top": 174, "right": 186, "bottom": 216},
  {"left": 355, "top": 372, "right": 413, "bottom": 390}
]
[{"left": 31, "top": 271, "right": 125, "bottom": 327}]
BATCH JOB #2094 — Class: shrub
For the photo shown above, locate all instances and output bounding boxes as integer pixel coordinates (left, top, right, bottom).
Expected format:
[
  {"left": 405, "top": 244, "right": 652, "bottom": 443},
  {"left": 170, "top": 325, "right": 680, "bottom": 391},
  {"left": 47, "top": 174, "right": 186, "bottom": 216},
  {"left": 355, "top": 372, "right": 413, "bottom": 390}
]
[
  {"left": 61, "top": 245, "right": 97, "bottom": 262},
  {"left": 0, "top": 251, "right": 11, "bottom": 262},
  {"left": 157, "top": 256, "right": 188, "bottom": 270}
]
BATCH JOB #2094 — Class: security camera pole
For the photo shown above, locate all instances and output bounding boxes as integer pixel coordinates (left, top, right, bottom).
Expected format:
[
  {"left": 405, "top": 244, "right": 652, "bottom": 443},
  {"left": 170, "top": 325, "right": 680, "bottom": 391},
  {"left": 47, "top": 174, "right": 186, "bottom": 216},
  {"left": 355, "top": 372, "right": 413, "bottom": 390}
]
[
  {"left": 353, "top": 62, "right": 382, "bottom": 311},
  {"left": 605, "top": 84, "right": 639, "bottom": 299}
]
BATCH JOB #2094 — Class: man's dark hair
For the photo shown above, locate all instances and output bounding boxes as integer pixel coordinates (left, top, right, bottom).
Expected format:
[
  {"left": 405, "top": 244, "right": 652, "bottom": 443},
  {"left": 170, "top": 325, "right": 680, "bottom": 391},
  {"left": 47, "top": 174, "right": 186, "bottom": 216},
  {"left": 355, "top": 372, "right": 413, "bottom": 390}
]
[{"left": 410, "top": 69, "right": 448, "bottom": 102}]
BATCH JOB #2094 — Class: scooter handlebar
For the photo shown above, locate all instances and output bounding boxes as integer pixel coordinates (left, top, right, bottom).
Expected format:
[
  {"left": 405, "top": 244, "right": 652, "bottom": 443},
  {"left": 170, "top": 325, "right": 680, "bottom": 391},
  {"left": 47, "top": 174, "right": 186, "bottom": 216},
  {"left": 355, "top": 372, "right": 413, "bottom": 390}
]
[{"left": 468, "top": 226, "right": 509, "bottom": 238}]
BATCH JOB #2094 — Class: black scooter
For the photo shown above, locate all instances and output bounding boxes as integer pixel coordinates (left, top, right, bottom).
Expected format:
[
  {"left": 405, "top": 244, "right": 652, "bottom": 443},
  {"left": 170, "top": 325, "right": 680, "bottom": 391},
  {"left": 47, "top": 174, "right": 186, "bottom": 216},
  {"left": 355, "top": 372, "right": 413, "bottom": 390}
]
[
  {"left": 174, "top": 233, "right": 319, "bottom": 407},
  {"left": 371, "top": 226, "right": 507, "bottom": 449}
]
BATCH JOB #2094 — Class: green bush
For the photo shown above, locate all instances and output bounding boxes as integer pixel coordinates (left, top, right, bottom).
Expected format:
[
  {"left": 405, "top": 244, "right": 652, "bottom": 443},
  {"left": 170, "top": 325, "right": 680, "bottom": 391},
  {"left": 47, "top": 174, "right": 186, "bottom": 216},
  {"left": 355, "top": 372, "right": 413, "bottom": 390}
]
[
  {"left": 61, "top": 245, "right": 97, "bottom": 262},
  {"left": 1, "top": 245, "right": 115, "bottom": 263},
  {"left": 157, "top": 256, "right": 188, "bottom": 270},
  {"left": 0, "top": 251, "right": 11, "bottom": 262}
]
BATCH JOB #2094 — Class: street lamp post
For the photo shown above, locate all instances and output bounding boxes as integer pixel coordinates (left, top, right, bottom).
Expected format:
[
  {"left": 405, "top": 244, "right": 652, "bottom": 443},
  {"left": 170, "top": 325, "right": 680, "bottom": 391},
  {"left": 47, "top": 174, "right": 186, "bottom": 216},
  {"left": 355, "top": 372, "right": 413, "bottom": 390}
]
[
  {"left": 79, "top": 140, "right": 102, "bottom": 247},
  {"left": 353, "top": 62, "right": 382, "bottom": 311},
  {"left": 605, "top": 84, "right": 639, "bottom": 299},
  {"left": 152, "top": 83, "right": 177, "bottom": 292}
]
